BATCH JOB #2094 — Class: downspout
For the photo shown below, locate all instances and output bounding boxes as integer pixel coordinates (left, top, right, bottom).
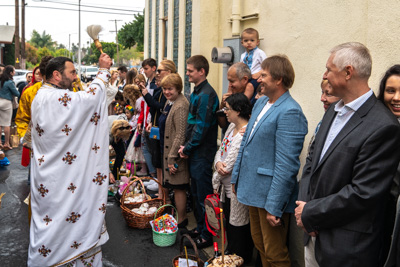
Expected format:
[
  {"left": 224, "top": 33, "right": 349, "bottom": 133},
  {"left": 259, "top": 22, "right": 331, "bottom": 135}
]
[{"left": 232, "top": 0, "right": 241, "bottom": 36}]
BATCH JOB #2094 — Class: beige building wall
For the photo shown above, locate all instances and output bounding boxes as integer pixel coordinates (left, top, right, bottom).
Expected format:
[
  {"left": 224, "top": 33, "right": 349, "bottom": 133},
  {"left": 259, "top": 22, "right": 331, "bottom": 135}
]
[{"left": 144, "top": 0, "right": 400, "bottom": 169}]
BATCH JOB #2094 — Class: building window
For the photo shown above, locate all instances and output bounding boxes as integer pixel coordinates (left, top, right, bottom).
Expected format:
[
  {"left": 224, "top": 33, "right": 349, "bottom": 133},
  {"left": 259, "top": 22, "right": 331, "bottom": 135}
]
[
  {"left": 148, "top": 0, "right": 153, "bottom": 57},
  {"left": 164, "top": 0, "right": 168, "bottom": 59},
  {"left": 173, "top": 0, "right": 179, "bottom": 68},
  {"left": 184, "top": 0, "right": 192, "bottom": 97},
  {"left": 155, "top": 0, "right": 160, "bottom": 61}
]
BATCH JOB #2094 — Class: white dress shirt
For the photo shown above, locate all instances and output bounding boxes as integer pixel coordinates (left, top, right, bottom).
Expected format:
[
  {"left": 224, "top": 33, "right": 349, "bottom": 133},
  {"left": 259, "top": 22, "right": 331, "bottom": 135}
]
[
  {"left": 319, "top": 90, "right": 373, "bottom": 162},
  {"left": 250, "top": 101, "right": 273, "bottom": 138}
]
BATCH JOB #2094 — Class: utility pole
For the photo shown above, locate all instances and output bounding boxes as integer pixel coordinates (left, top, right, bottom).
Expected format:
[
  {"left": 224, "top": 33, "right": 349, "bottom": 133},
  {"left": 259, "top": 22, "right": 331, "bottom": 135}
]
[
  {"left": 21, "top": 0, "right": 25, "bottom": 69},
  {"left": 109, "top": 19, "right": 122, "bottom": 66},
  {"left": 14, "top": 0, "right": 20, "bottom": 69}
]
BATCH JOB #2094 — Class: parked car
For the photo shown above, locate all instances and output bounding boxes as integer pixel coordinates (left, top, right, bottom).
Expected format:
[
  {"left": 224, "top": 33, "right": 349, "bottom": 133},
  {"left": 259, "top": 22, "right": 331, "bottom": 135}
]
[
  {"left": 80, "top": 66, "right": 99, "bottom": 82},
  {"left": 13, "top": 69, "right": 32, "bottom": 88}
]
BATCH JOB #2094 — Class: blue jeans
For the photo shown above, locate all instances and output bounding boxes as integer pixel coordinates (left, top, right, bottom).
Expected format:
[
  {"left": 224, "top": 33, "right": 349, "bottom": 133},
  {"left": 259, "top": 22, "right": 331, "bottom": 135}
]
[
  {"left": 141, "top": 134, "right": 156, "bottom": 175},
  {"left": 189, "top": 156, "right": 213, "bottom": 241}
]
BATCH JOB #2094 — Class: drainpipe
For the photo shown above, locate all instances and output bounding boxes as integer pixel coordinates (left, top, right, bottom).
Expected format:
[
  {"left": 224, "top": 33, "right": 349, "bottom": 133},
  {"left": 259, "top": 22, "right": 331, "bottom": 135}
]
[{"left": 232, "top": 0, "right": 241, "bottom": 36}]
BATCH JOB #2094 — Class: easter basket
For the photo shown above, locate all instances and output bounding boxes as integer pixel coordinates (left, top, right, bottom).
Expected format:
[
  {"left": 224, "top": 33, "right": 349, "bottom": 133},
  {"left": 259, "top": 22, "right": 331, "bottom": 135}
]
[
  {"left": 121, "top": 176, "right": 166, "bottom": 229},
  {"left": 171, "top": 234, "right": 205, "bottom": 267},
  {"left": 152, "top": 204, "right": 178, "bottom": 247}
]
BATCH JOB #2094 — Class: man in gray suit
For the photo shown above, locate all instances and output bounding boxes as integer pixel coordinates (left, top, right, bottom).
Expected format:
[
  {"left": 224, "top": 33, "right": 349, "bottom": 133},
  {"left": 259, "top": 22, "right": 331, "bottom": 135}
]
[{"left": 295, "top": 42, "right": 400, "bottom": 267}]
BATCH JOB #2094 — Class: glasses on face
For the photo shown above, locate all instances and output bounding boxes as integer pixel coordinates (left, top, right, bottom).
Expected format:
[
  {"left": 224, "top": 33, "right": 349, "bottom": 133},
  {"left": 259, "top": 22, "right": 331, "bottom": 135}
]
[
  {"left": 27, "top": 76, "right": 33, "bottom": 79},
  {"left": 118, "top": 126, "right": 130, "bottom": 131},
  {"left": 157, "top": 69, "right": 167, "bottom": 74},
  {"left": 216, "top": 107, "right": 232, "bottom": 114}
]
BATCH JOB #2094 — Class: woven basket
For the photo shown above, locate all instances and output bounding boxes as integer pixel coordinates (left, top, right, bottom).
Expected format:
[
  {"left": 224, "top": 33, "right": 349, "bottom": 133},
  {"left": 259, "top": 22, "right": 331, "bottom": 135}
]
[
  {"left": 121, "top": 176, "right": 166, "bottom": 229},
  {"left": 206, "top": 255, "right": 244, "bottom": 267},
  {"left": 172, "top": 234, "right": 205, "bottom": 267},
  {"left": 152, "top": 204, "right": 178, "bottom": 247}
]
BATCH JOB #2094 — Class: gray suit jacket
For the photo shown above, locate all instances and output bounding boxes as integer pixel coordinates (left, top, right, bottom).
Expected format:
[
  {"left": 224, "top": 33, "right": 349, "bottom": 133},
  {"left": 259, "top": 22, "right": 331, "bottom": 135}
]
[{"left": 299, "top": 95, "right": 400, "bottom": 267}]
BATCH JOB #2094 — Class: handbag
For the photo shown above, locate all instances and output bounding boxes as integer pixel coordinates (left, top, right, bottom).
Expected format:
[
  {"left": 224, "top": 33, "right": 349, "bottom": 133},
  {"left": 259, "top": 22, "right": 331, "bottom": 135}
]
[
  {"left": 149, "top": 127, "right": 160, "bottom": 140},
  {"left": 149, "top": 93, "right": 163, "bottom": 140},
  {"left": 12, "top": 96, "right": 19, "bottom": 109}
]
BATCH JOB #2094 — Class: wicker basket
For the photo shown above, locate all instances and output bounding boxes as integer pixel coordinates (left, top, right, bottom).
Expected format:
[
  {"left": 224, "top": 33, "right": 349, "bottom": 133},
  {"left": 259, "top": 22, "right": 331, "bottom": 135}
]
[
  {"left": 172, "top": 234, "right": 205, "bottom": 267},
  {"left": 121, "top": 176, "right": 166, "bottom": 229},
  {"left": 152, "top": 204, "right": 178, "bottom": 247},
  {"left": 206, "top": 255, "right": 244, "bottom": 267}
]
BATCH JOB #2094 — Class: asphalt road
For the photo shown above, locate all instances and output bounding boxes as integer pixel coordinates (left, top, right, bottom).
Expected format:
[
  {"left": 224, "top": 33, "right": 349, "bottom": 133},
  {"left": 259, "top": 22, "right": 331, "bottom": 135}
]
[{"left": 0, "top": 146, "right": 209, "bottom": 267}]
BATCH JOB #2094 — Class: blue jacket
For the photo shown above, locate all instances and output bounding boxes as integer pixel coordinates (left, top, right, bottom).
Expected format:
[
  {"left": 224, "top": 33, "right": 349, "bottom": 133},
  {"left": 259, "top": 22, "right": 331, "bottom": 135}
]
[
  {"left": 231, "top": 91, "right": 308, "bottom": 217},
  {"left": 0, "top": 80, "right": 20, "bottom": 101}
]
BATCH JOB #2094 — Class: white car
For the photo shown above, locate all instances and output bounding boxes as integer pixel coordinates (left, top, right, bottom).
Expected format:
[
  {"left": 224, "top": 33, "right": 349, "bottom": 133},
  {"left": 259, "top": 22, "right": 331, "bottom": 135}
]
[
  {"left": 13, "top": 69, "right": 32, "bottom": 88},
  {"left": 80, "top": 66, "right": 99, "bottom": 83}
]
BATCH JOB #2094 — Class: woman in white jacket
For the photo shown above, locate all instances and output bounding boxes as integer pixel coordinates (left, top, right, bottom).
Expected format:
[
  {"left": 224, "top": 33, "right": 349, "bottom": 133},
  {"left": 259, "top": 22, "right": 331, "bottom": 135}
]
[{"left": 212, "top": 93, "right": 253, "bottom": 263}]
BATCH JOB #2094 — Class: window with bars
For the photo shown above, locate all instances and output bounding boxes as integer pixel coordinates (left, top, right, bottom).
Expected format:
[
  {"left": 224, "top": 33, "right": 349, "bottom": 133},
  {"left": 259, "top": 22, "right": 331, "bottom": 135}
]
[
  {"left": 173, "top": 0, "right": 179, "bottom": 68},
  {"left": 155, "top": 0, "right": 160, "bottom": 61},
  {"left": 184, "top": 0, "right": 192, "bottom": 97},
  {"left": 148, "top": 0, "right": 153, "bottom": 57}
]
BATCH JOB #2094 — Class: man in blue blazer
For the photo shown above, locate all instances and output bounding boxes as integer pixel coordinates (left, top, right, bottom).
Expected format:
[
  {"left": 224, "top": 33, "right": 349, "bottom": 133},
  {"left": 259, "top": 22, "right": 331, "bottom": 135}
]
[{"left": 231, "top": 55, "right": 308, "bottom": 267}]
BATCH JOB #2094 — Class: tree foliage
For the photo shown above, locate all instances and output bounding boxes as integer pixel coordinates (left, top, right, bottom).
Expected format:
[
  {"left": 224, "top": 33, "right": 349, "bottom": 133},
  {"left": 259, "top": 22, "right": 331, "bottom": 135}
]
[
  {"left": 25, "top": 43, "right": 38, "bottom": 65},
  {"left": 29, "top": 30, "right": 56, "bottom": 50},
  {"left": 118, "top": 13, "right": 144, "bottom": 51},
  {"left": 37, "top": 47, "right": 54, "bottom": 62}
]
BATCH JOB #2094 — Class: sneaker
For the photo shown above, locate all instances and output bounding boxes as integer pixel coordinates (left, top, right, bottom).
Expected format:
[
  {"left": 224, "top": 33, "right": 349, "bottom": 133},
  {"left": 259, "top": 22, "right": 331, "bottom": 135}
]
[{"left": 184, "top": 236, "right": 212, "bottom": 249}]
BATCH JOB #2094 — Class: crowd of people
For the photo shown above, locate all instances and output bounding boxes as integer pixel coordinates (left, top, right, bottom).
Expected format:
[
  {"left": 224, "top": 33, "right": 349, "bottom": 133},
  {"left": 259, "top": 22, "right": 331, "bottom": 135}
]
[{"left": 0, "top": 26, "right": 399, "bottom": 267}]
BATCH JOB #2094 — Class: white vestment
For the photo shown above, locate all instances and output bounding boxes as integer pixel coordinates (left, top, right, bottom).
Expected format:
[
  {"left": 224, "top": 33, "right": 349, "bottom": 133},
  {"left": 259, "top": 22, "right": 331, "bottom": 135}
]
[{"left": 28, "top": 70, "right": 111, "bottom": 267}]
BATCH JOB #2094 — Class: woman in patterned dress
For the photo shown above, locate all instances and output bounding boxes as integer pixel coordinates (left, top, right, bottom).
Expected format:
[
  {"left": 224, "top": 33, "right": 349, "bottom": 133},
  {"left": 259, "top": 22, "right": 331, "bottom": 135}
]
[{"left": 212, "top": 93, "right": 254, "bottom": 263}]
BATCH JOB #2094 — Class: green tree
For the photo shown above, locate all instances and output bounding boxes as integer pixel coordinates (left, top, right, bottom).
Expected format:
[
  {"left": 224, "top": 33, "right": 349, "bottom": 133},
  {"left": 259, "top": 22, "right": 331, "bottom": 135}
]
[
  {"left": 54, "top": 48, "right": 69, "bottom": 57},
  {"left": 25, "top": 42, "right": 38, "bottom": 65},
  {"left": 29, "top": 30, "right": 56, "bottom": 50},
  {"left": 92, "top": 42, "right": 119, "bottom": 60},
  {"left": 118, "top": 13, "right": 144, "bottom": 51},
  {"left": 37, "top": 47, "right": 54, "bottom": 62}
]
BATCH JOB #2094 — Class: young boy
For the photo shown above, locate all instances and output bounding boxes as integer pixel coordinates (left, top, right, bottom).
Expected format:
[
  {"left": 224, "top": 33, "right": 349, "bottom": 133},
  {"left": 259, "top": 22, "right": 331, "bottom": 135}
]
[{"left": 240, "top": 28, "right": 267, "bottom": 80}]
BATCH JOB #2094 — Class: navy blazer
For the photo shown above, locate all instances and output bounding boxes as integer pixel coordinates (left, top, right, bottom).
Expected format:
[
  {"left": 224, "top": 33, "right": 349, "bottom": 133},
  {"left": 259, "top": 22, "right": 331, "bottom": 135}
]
[{"left": 231, "top": 91, "right": 308, "bottom": 217}]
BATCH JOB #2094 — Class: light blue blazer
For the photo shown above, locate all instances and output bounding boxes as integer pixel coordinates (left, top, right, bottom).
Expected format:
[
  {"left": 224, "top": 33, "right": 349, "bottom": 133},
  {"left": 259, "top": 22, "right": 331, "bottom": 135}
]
[{"left": 231, "top": 91, "right": 308, "bottom": 217}]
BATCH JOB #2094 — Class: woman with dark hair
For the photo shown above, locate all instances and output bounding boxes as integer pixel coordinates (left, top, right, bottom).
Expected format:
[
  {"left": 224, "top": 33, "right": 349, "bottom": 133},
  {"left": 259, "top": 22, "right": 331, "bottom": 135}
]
[
  {"left": 0, "top": 65, "right": 20, "bottom": 150},
  {"left": 378, "top": 65, "right": 400, "bottom": 267},
  {"left": 212, "top": 93, "right": 253, "bottom": 263},
  {"left": 22, "top": 66, "right": 42, "bottom": 95}
]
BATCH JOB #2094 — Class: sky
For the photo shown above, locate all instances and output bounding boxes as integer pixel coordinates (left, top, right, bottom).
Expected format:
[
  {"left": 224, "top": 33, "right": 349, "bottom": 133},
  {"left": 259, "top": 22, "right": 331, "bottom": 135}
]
[{"left": 0, "top": 0, "right": 145, "bottom": 49}]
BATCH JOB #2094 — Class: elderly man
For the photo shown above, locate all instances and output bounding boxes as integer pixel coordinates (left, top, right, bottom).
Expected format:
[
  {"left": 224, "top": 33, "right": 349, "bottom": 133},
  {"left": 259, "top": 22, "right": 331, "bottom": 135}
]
[
  {"left": 218, "top": 62, "right": 257, "bottom": 128},
  {"left": 28, "top": 54, "right": 113, "bottom": 266},
  {"left": 296, "top": 42, "right": 400, "bottom": 267},
  {"left": 231, "top": 55, "right": 308, "bottom": 266}
]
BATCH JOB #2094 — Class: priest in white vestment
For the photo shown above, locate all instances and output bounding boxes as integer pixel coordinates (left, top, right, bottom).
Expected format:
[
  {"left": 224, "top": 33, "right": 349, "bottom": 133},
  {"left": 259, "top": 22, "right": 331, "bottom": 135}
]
[{"left": 28, "top": 54, "right": 113, "bottom": 267}]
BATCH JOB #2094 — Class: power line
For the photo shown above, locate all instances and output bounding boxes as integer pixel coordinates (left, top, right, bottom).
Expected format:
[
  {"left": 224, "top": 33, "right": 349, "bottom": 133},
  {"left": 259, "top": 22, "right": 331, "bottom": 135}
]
[
  {"left": 31, "top": 0, "right": 143, "bottom": 13},
  {"left": 0, "top": 5, "right": 141, "bottom": 15}
]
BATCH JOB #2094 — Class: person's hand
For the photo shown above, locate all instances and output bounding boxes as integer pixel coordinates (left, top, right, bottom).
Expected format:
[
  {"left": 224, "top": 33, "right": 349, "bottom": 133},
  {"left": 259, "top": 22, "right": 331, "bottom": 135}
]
[
  {"left": 220, "top": 92, "right": 232, "bottom": 108},
  {"left": 109, "top": 172, "right": 116, "bottom": 184},
  {"left": 231, "top": 184, "right": 236, "bottom": 195},
  {"left": 266, "top": 212, "right": 281, "bottom": 227},
  {"left": 138, "top": 81, "right": 146, "bottom": 91},
  {"left": 142, "top": 87, "right": 149, "bottom": 96},
  {"left": 216, "top": 161, "right": 229, "bottom": 176},
  {"left": 145, "top": 123, "right": 152, "bottom": 133},
  {"left": 137, "top": 123, "right": 142, "bottom": 134},
  {"left": 178, "top": 145, "right": 189, "bottom": 159},
  {"left": 295, "top": 201, "right": 317, "bottom": 236},
  {"left": 168, "top": 164, "right": 177, "bottom": 175},
  {"left": 99, "top": 53, "right": 113, "bottom": 69}
]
